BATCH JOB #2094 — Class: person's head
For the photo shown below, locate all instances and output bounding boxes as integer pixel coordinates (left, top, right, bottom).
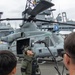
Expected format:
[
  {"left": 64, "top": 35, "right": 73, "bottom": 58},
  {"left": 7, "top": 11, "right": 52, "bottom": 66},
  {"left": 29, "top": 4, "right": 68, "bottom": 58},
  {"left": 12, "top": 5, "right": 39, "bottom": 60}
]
[
  {"left": 64, "top": 32, "right": 75, "bottom": 73},
  {"left": 25, "top": 50, "right": 34, "bottom": 57},
  {"left": 27, "top": 50, "right": 34, "bottom": 56},
  {"left": 24, "top": 46, "right": 34, "bottom": 57},
  {"left": 0, "top": 50, "right": 17, "bottom": 75}
]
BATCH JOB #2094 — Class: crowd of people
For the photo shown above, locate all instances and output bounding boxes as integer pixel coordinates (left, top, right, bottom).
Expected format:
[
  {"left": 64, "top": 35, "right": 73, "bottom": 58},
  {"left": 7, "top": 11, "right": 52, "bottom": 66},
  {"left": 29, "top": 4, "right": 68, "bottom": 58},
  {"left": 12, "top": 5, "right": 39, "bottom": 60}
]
[{"left": 0, "top": 32, "right": 75, "bottom": 75}]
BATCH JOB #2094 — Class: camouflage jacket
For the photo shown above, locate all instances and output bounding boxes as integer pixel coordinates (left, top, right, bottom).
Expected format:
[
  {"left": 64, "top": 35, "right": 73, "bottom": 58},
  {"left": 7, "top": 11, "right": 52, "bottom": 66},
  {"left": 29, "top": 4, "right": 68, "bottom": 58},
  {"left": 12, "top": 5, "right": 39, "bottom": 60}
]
[{"left": 21, "top": 54, "right": 33, "bottom": 75}]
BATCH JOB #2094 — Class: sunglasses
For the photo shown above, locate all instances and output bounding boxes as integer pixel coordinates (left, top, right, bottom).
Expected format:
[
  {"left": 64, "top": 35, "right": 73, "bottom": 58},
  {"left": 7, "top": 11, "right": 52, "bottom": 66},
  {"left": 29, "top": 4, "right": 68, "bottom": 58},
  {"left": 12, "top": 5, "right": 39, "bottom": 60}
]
[{"left": 64, "top": 52, "right": 75, "bottom": 58}]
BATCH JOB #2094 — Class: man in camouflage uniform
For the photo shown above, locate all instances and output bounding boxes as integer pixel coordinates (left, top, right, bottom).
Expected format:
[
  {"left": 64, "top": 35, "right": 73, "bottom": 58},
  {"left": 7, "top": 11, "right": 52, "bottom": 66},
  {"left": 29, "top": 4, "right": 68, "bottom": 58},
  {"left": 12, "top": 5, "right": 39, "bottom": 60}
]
[{"left": 21, "top": 47, "right": 34, "bottom": 75}]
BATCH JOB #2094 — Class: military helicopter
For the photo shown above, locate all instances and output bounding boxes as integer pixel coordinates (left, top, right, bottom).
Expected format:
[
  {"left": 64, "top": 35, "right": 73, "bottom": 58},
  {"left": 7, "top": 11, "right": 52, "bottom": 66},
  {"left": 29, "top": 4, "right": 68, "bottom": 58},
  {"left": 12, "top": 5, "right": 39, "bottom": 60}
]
[
  {"left": 0, "top": 0, "right": 65, "bottom": 60},
  {"left": 2, "top": 0, "right": 74, "bottom": 63}
]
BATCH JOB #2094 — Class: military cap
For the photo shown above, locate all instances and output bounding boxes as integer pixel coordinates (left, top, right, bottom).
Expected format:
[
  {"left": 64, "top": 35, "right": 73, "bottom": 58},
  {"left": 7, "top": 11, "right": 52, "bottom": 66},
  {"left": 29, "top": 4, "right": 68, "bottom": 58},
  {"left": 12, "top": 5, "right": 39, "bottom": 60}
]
[{"left": 23, "top": 46, "right": 32, "bottom": 55}]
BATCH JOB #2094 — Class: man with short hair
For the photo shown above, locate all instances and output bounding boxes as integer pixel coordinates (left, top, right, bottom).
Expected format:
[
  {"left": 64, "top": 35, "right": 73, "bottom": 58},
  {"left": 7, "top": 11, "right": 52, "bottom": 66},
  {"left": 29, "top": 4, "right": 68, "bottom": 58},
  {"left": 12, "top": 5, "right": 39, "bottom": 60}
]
[
  {"left": 64, "top": 32, "right": 75, "bottom": 75},
  {"left": 0, "top": 50, "right": 17, "bottom": 75}
]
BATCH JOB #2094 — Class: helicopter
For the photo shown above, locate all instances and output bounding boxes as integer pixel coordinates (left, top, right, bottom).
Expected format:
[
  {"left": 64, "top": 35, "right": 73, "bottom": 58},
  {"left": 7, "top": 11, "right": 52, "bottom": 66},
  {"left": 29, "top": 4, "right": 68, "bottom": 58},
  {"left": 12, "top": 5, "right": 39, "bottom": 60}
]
[{"left": 0, "top": 0, "right": 68, "bottom": 60}]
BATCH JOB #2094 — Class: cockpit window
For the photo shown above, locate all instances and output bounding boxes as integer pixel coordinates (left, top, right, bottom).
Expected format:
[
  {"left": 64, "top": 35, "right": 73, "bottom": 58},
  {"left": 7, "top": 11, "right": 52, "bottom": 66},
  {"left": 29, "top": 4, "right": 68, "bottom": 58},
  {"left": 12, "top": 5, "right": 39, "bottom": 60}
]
[
  {"left": 45, "top": 37, "right": 49, "bottom": 47},
  {"left": 45, "top": 37, "right": 54, "bottom": 47},
  {"left": 49, "top": 38, "right": 54, "bottom": 46},
  {"left": 51, "top": 33, "right": 64, "bottom": 44}
]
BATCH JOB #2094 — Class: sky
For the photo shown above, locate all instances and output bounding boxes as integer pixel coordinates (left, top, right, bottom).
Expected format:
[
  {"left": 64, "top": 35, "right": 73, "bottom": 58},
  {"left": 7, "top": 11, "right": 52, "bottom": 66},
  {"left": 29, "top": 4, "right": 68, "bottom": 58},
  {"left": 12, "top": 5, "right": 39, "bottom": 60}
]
[
  {"left": 0, "top": 0, "right": 75, "bottom": 28},
  {"left": 52, "top": 0, "right": 75, "bottom": 20}
]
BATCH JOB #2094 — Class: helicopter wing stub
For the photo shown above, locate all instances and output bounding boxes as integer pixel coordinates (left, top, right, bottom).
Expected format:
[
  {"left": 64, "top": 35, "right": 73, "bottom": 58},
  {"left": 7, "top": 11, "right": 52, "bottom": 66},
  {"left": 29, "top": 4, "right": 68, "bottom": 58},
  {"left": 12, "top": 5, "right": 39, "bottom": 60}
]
[{"left": 29, "top": 0, "right": 54, "bottom": 17}]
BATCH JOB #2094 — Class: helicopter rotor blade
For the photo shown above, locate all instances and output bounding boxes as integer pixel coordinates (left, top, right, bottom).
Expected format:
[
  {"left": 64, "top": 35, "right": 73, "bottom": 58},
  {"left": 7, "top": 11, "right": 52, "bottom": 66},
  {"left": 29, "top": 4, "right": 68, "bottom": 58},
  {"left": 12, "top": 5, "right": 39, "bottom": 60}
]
[
  {"left": 0, "top": 18, "right": 27, "bottom": 21},
  {"left": 29, "top": 0, "right": 54, "bottom": 17},
  {"left": 0, "top": 18, "right": 75, "bottom": 26},
  {"left": 33, "top": 19, "right": 75, "bottom": 26}
]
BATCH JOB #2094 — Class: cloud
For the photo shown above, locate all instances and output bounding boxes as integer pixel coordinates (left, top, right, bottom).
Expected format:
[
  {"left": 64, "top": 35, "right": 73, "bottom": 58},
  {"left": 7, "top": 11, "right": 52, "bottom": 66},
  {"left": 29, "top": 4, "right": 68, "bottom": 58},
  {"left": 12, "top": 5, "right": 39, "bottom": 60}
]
[
  {"left": 0, "top": 0, "right": 26, "bottom": 16},
  {"left": 0, "top": 0, "right": 26, "bottom": 28},
  {"left": 52, "top": 0, "right": 75, "bottom": 20}
]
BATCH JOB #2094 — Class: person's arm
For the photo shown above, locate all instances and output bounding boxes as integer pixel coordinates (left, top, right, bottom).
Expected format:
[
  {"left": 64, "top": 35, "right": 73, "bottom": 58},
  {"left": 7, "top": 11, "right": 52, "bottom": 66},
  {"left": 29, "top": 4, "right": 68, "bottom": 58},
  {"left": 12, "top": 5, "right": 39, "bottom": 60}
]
[{"left": 21, "top": 60, "right": 28, "bottom": 75}]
